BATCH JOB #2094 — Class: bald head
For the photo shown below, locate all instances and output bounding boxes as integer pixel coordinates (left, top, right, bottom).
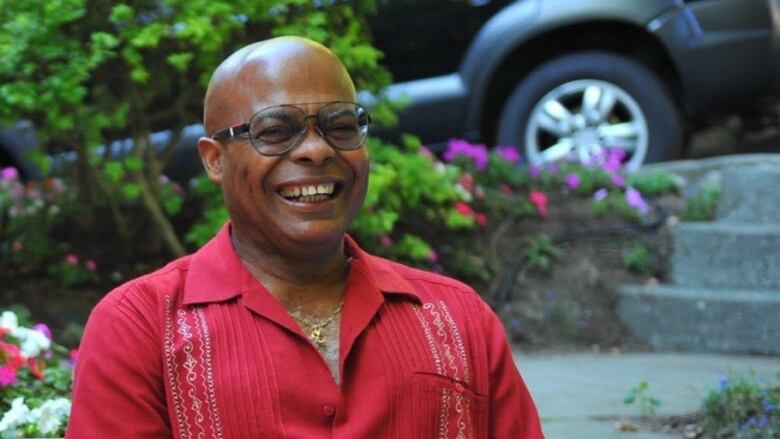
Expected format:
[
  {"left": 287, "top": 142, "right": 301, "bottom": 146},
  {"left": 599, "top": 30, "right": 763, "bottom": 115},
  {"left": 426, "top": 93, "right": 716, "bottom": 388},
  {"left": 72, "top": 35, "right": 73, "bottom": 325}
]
[{"left": 203, "top": 37, "right": 356, "bottom": 135}]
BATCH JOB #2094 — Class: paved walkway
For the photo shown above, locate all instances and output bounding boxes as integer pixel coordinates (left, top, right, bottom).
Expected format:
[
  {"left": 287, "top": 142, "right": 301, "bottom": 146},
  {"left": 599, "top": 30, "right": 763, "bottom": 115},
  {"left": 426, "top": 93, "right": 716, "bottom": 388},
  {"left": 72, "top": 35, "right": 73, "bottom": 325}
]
[{"left": 514, "top": 351, "right": 780, "bottom": 439}]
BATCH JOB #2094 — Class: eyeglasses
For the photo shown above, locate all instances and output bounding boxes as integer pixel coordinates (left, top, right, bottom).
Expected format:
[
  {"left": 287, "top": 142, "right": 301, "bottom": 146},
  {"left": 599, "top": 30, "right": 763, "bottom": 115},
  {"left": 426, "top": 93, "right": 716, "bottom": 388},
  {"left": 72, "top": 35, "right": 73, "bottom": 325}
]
[{"left": 211, "top": 101, "right": 372, "bottom": 156}]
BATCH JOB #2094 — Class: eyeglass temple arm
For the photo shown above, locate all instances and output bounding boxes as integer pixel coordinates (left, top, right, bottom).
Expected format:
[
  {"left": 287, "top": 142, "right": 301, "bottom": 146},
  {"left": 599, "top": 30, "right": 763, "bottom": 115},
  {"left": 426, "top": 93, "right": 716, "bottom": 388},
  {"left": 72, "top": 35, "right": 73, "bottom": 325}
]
[{"left": 211, "top": 123, "right": 250, "bottom": 140}]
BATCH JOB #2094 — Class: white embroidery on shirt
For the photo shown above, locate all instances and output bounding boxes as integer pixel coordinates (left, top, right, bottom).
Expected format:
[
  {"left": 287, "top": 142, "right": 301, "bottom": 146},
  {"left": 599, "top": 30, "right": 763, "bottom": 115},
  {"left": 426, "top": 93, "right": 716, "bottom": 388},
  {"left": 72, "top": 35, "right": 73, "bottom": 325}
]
[
  {"left": 194, "top": 308, "right": 224, "bottom": 439},
  {"left": 414, "top": 301, "right": 474, "bottom": 439},
  {"left": 165, "top": 296, "right": 188, "bottom": 439}
]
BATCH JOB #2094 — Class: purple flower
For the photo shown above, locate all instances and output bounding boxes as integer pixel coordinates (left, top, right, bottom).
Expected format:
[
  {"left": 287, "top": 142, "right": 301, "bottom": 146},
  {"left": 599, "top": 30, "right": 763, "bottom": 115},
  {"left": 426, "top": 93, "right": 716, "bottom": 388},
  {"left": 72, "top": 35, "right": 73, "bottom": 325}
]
[
  {"left": 564, "top": 173, "right": 581, "bottom": 190},
  {"left": 494, "top": 146, "right": 522, "bottom": 164},
  {"left": 443, "top": 139, "right": 489, "bottom": 171},
  {"left": 593, "top": 188, "right": 608, "bottom": 201},
  {"left": 546, "top": 162, "right": 559, "bottom": 174},
  {"left": 625, "top": 187, "right": 650, "bottom": 215},
  {"left": 529, "top": 165, "right": 541, "bottom": 178},
  {"left": 610, "top": 173, "right": 626, "bottom": 187},
  {"left": 603, "top": 149, "right": 626, "bottom": 172},
  {"left": 1, "top": 167, "right": 18, "bottom": 181},
  {"left": 33, "top": 323, "right": 52, "bottom": 341}
]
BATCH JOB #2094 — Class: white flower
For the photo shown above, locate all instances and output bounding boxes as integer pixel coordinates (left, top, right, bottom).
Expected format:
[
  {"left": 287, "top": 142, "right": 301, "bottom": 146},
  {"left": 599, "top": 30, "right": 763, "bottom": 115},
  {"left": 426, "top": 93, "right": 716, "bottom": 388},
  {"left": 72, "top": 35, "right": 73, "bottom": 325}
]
[
  {"left": 17, "top": 327, "right": 51, "bottom": 358},
  {"left": 0, "top": 397, "right": 31, "bottom": 435},
  {"left": 0, "top": 311, "right": 18, "bottom": 333},
  {"left": 30, "top": 398, "right": 71, "bottom": 435}
]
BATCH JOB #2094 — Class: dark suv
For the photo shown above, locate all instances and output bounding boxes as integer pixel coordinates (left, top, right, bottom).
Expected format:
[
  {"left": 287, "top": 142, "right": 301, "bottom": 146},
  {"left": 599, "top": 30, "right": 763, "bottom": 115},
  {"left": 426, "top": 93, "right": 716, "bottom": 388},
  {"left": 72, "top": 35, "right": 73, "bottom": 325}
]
[
  {"left": 1, "top": 0, "right": 778, "bottom": 176},
  {"left": 370, "top": 0, "right": 780, "bottom": 170}
]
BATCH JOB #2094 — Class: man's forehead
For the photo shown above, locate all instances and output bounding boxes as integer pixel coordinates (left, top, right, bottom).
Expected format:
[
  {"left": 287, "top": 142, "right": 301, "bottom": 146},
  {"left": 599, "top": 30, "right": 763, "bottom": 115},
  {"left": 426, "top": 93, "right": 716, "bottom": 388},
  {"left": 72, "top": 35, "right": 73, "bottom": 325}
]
[{"left": 204, "top": 37, "right": 355, "bottom": 131}]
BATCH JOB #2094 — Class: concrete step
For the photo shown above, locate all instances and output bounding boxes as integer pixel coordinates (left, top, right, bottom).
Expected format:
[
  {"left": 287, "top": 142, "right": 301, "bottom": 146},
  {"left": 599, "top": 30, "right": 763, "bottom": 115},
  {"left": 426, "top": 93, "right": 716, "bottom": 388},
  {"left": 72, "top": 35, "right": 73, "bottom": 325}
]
[
  {"left": 670, "top": 222, "right": 780, "bottom": 290},
  {"left": 618, "top": 284, "right": 780, "bottom": 354},
  {"left": 717, "top": 164, "right": 780, "bottom": 224}
]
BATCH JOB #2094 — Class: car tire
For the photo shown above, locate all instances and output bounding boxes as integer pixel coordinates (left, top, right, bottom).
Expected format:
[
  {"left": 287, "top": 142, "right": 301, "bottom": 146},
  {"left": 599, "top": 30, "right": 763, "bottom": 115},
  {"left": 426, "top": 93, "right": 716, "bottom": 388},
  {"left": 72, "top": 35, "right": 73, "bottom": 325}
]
[{"left": 496, "top": 51, "right": 683, "bottom": 170}]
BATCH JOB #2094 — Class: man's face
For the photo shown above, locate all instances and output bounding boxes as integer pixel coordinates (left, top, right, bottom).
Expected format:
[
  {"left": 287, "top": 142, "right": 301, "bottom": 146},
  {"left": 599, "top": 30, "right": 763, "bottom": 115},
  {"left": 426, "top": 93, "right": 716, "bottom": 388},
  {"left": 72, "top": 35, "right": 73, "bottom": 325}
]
[{"left": 208, "top": 49, "right": 369, "bottom": 253}]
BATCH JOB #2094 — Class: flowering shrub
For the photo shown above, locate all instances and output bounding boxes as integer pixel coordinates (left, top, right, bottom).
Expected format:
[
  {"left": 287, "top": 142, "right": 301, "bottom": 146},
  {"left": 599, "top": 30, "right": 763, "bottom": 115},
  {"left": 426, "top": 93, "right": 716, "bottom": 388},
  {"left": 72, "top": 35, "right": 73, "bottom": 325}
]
[
  {"left": 0, "top": 167, "right": 70, "bottom": 271},
  {"left": 703, "top": 373, "right": 780, "bottom": 438},
  {"left": 0, "top": 310, "right": 73, "bottom": 438}
]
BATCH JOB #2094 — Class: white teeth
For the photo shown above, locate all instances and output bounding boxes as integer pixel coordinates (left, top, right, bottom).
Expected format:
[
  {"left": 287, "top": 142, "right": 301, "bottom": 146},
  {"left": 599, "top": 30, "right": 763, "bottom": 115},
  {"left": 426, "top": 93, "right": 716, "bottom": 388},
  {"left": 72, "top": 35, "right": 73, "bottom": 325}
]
[{"left": 280, "top": 183, "right": 335, "bottom": 199}]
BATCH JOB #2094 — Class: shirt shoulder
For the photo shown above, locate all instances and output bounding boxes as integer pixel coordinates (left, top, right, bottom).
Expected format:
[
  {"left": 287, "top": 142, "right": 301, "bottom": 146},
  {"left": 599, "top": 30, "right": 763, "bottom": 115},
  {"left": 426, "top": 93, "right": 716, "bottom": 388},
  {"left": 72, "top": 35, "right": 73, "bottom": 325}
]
[
  {"left": 367, "top": 253, "right": 482, "bottom": 300},
  {"left": 98, "top": 255, "right": 193, "bottom": 315}
]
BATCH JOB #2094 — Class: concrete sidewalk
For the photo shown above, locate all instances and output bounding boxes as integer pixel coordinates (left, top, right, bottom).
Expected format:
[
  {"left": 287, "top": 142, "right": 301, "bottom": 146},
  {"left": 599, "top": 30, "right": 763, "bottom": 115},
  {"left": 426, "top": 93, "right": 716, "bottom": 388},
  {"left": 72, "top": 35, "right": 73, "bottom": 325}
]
[{"left": 514, "top": 351, "right": 780, "bottom": 439}]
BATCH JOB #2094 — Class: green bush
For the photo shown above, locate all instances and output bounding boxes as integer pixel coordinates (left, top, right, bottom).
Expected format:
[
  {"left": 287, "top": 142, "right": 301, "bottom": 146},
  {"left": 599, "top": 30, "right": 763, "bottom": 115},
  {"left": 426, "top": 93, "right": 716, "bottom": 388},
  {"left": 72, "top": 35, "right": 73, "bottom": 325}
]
[
  {"left": 703, "top": 373, "right": 780, "bottom": 438},
  {"left": 684, "top": 186, "right": 721, "bottom": 221}
]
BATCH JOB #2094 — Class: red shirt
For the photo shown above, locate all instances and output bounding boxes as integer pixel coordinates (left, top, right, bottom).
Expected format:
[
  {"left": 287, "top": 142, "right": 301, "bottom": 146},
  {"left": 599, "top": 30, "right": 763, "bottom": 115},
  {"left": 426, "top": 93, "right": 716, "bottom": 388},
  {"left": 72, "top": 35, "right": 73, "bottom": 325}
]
[{"left": 67, "top": 224, "right": 544, "bottom": 438}]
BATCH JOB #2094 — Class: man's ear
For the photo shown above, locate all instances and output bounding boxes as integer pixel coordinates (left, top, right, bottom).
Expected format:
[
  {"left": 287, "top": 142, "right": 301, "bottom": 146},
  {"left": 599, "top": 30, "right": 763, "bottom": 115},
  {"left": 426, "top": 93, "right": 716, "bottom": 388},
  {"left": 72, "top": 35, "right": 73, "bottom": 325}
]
[{"left": 198, "top": 137, "right": 225, "bottom": 183}]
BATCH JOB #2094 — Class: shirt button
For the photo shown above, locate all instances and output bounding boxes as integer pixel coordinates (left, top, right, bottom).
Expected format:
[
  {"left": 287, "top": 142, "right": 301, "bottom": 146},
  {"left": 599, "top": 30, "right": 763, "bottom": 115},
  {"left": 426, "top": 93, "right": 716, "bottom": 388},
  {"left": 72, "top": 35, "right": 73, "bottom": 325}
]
[
  {"left": 454, "top": 383, "right": 465, "bottom": 393},
  {"left": 323, "top": 404, "right": 336, "bottom": 417}
]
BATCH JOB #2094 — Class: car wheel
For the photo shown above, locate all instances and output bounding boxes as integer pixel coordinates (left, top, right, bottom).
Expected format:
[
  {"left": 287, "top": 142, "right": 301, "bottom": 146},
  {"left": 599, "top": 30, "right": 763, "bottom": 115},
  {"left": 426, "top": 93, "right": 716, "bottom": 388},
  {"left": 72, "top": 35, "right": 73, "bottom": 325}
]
[{"left": 496, "top": 51, "right": 683, "bottom": 171}]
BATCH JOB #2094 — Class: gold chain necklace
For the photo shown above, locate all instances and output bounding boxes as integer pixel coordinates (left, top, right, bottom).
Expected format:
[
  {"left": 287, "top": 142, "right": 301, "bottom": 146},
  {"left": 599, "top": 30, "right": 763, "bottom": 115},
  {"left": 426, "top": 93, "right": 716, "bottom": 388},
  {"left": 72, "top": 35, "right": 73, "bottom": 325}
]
[{"left": 291, "top": 302, "right": 344, "bottom": 347}]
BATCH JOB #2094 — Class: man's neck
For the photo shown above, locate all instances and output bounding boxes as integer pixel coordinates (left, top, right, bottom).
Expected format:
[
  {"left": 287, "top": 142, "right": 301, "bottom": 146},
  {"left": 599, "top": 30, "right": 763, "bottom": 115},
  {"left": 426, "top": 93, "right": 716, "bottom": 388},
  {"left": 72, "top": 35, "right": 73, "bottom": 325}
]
[{"left": 230, "top": 228, "right": 349, "bottom": 312}]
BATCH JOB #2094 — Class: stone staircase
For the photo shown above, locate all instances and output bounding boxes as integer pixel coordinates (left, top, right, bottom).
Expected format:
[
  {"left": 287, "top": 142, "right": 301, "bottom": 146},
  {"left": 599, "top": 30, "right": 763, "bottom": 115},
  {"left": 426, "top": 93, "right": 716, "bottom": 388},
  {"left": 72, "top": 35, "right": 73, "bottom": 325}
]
[{"left": 618, "top": 158, "right": 780, "bottom": 354}]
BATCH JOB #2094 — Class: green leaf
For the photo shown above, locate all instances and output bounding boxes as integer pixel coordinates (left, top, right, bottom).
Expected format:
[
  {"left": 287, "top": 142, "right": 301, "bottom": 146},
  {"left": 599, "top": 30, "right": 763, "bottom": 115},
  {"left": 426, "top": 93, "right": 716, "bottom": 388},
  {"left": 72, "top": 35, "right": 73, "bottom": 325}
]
[
  {"left": 124, "top": 156, "right": 143, "bottom": 171},
  {"left": 104, "top": 162, "right": 124, "bottom": 183},
  {"left": 109, "top": 4, "right": 134, "bottom": 24},
  {"left": 121, "top": 182, "right": 142, "bottom": 200}
]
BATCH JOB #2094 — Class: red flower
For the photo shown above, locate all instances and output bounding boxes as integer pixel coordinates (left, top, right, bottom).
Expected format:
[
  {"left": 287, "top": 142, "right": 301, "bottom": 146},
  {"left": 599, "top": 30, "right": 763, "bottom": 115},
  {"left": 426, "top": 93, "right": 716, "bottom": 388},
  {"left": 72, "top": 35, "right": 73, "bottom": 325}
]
[
  {"left": 475, "top": 213, "right": 488, "bottom": 227},
  {"left": 0, "top": 340, "right": 24, "bottom": 369},
  {"left": 529, "top": 191, "right": 549, "bottom": 218},
  {"left": 27, "top": 358, "right": 44, "bottom": 381},
  {"left": 454, "top": 201, "right": 474, "bottom": 216},
  {"left": 499, "top": 183, "right": 514, "bottom": 195}
]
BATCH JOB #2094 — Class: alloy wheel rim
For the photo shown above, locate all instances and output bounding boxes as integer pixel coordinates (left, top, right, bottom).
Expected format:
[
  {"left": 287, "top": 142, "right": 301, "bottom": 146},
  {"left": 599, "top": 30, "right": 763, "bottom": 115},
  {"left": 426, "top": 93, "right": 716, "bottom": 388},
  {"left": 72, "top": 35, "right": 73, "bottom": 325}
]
[{"left": 524, "top": 79, "right": 649, "bottom": 171}]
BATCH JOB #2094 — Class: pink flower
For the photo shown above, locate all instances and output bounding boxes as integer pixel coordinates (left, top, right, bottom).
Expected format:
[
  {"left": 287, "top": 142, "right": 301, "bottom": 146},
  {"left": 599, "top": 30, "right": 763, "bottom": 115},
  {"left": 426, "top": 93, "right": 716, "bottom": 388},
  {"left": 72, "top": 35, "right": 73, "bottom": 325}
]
[
  {"left": 85, "top": 259, "right": 98, "bottom": 272},
  {"left": 564, "top": 173, "right": 581, "bottom": 190},
  {"left": 65, "top": 254, "right": 79, "bottom": 266},
  {"left": 33, "top": 323, "right": 52, "bottom": 341},
  {"left": 458, "top": 173, "right": 474, "bottom": 192},
  {"left": 593, "top": 188, "right": 609, "bottom": 201},
  {"left": 610, "top": 173, "right": 626, "bottom": 187},
  {"left": 499, "top": 183, "right": 513, "bottom": 195},
  {"left": 454, "top": 201, "right": 474, "bottom": 216},
  {"left": 419, "top": 146, "right": 433, "bottom": 158},
  {"left": 0, "top": 167, "right": 18, "bottom": 181},
  {"left": 426, "top": 250, "right": 438, "bottom": 263},
  {"left": 473, "top": 185, "right": 485, "bottom": 199},
  {"left": 529, "top": 191, "right": 549, "bottom": 218},
  {"left": 378, "top": 234, "right": 393, "bottom": 248},
  {"left": 475, "top": 213, "right": 488, "bottom": 227},
  {"left": 494, "top": 146, "right": 522, "bottom": 164},
  {"left": 0, "top": 365, "right": 17, "bottom": 387},
  {"left": 625, "top": 187, "right": 650, "bottom": 214}
]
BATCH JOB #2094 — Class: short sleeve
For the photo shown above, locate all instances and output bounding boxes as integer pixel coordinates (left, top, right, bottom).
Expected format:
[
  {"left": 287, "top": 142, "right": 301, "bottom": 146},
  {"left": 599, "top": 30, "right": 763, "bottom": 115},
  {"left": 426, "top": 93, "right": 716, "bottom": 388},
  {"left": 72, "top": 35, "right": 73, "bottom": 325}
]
[
  {"left": 66, "top": 286, "right": 171, "bottom": 438},
  {"left": 481, "top": 300, "right": 545, "bottom": 438}
]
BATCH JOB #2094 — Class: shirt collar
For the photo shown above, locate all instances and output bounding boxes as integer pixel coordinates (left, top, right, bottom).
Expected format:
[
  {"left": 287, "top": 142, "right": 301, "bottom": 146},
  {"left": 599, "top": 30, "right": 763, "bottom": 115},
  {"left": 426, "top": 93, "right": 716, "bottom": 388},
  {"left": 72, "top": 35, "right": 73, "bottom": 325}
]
[{"left": 183, "top": 222, "right": 420, "bottom": 306}]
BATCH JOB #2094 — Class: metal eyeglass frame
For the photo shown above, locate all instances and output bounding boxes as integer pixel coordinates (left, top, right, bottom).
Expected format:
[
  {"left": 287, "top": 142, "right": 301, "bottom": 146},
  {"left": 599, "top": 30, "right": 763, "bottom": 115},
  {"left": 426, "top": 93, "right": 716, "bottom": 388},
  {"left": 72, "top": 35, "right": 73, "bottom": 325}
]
[{"left": 210, "top": 101, "right": 372, "bottom": 156}]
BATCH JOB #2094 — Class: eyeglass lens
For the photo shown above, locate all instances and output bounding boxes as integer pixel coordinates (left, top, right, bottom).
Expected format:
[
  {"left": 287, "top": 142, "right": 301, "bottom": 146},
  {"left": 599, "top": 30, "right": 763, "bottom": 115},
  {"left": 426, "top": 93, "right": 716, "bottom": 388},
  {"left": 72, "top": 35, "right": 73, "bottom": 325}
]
[{"left": 249, "top": 102, "right": 369, "bottom": 155}]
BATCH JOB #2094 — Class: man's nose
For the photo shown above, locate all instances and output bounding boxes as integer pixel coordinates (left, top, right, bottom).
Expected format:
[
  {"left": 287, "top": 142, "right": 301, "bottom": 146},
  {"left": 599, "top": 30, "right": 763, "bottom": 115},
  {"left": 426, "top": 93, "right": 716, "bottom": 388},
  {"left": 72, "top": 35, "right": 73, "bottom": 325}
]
[{"left": 287, "top": 120, "right": 335, "bottom": 165}]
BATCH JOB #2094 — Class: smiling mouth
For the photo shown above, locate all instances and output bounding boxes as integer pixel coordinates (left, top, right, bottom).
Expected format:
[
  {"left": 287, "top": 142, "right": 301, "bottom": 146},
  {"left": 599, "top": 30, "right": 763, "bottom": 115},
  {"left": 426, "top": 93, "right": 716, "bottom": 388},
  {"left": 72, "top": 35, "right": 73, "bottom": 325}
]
[{"left": 278, "top": 182, "right": 341, "bottom": 203}]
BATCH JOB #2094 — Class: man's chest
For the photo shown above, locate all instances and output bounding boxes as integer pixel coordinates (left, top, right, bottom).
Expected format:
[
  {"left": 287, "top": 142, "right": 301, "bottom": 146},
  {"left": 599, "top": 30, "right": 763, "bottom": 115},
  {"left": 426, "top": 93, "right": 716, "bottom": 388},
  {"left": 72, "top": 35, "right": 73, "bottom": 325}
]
[{"left": 162, "top": 299, "right": 489, "bottom": 439}]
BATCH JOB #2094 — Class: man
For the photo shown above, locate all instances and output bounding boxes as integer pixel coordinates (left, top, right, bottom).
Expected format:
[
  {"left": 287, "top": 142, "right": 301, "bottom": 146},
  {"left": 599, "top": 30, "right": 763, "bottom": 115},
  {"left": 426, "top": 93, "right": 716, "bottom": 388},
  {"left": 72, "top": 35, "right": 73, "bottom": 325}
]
[{"left": 67, "top": 36, "right": 544, "bottom": 438}]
